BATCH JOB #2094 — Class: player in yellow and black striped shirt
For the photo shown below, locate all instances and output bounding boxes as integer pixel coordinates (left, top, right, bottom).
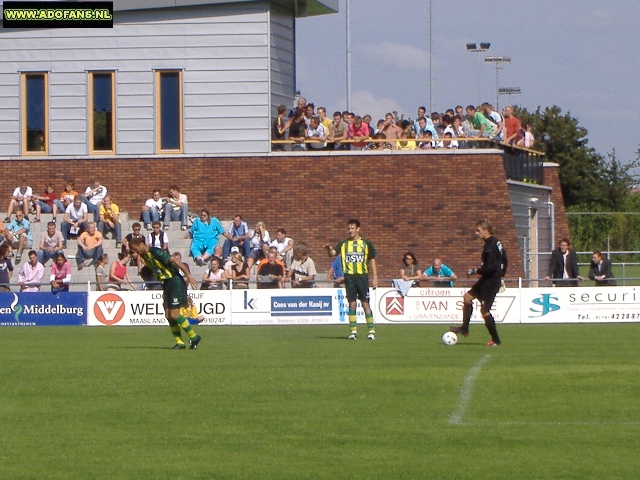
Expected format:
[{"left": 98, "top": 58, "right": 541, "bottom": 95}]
[
  {"left": 129, "top": 238, "right": 202, "bottom": 349},
  {"left": 325, "top": 219, "right": 378, "bottom": 340}
]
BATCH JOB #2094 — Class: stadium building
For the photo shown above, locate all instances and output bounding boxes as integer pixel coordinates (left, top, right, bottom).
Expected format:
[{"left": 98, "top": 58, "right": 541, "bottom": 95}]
[{"left": 0, "top": 0, "right": 566, "bottom": 283}]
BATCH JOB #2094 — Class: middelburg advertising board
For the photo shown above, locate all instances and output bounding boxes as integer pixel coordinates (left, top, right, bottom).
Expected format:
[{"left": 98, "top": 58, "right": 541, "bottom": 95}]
[{"left": 0, "top": 292, "right": 86, "bottom": 326}]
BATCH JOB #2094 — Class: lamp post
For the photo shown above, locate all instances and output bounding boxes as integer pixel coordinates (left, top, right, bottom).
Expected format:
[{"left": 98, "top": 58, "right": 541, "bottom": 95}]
[
  {"left": 498, "top": 87, "right": 522, "bottom": 106},
  {"left": 484, "top": 56, "right": 511, "bottom": 109},
  {"left": 466, "top": 42, "right": 490, "bottom": 105},
  {"left": 345, "top": 0, "right": 351, "bottom": 112}
]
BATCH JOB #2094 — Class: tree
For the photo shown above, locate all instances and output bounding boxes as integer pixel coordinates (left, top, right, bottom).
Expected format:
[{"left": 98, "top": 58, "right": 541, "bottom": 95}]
[
  {"left": 514, "top": 105, "right": 604, "bottom": 207},
  {"left": 596, "top": 149, "right": 640, "bottom": 211}
]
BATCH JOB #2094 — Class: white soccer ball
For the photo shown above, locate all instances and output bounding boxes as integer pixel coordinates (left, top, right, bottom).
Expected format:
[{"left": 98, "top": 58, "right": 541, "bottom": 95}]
[{"left": 441, "top": 331, "right": 458, "bottom": 346}]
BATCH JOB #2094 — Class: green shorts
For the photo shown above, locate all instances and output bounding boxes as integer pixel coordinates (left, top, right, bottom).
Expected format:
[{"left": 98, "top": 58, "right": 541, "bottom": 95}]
[
  {"left": 344, "top": 274, "right": 370, "bottom": 304},
  {"left": 163, "top": 275, "right": 189, "bottom": 310}
]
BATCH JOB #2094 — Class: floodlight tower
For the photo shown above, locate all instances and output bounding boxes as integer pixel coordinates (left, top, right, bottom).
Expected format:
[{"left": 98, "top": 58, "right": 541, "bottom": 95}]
[
  {"left": 466, "top": 42, "right": 490, "bottom": 105},
  {"left": 484, "top": 56, "right": 511, "bottom": 109}
]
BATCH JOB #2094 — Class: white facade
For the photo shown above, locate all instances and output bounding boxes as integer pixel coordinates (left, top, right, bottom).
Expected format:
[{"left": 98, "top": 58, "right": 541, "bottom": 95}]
[{"left": 0, "top": 1, "right": 336, "bottom": 157}]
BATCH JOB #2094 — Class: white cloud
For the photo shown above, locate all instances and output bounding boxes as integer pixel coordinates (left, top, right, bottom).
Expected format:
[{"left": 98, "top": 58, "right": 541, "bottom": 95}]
[
  {"left": 355, "top": 42, "right": 429, "bottom": 71},
  {"left": 352, "top": 90, "right": 404, "bottom": 121}
]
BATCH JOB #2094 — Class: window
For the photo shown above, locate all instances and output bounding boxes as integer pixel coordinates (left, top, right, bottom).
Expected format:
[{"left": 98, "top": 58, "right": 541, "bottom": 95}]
[
  {"left": 155, "top": 70, "right": 183, "bottom": 153},
  {"left": 89, "top": 71, "right": 115, "bottom": 154},
  {"left": 21, "top": 73, "right": 48, "bottom": 155}
]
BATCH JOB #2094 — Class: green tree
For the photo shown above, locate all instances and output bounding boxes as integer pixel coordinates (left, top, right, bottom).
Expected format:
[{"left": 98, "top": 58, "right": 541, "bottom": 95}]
[{"left": 514, "top": 105, "right": 604, "bottom": 207}]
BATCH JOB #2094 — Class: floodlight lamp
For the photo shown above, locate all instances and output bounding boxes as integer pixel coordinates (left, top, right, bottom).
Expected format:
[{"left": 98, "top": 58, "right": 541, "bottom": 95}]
[
  {"left": 466, "top": 43, "right": 477, "bottom": 51},
  {"left": 480, "top": 42, "right": 491, "bottom": 50}
]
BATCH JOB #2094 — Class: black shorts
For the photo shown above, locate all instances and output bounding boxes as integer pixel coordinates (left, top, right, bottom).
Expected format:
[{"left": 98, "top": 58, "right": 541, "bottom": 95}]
[
  {"left": 468, "top": 277, "right": 501, "bottom": 312},
  {"left": 344, "top": 274, "right": 370, "bottom": 304}
]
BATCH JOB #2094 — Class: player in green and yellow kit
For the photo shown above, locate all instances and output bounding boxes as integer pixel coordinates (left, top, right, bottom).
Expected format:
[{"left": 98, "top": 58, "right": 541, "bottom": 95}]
[
  {"left": 325, "top": 219, "right": 378, "bottom": 340},
  {"left": 129, "top": 238, "right": 202, "bottom": 349}
]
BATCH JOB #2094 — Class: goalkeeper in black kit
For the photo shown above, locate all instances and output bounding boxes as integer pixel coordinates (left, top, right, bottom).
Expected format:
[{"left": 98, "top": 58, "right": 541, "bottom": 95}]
[{"left": 450, "top": 220, "right": 507, "bottom": 346}]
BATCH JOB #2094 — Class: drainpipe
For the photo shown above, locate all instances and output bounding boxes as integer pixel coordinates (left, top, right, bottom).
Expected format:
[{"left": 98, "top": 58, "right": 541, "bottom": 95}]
[{"left": 547, "top": 201, "right": 555, "bottom": 250}]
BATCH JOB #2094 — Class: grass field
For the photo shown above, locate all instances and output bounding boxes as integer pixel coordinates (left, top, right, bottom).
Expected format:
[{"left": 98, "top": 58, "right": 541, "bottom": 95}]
[{"left": 2, "top": 324, "right": 639, "bottom": 479}]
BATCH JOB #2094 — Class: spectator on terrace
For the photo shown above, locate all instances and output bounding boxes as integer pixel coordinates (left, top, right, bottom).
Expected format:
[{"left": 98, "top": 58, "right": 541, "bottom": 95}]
[
  {"left": 465, "top": 105, "right": 494, "bottom": 141},
  {"left": 442, "top": 132, "right": 458, "bottom": 149},
  {"left": 223, "top": 214, "right": 250, "bottom": 260},
  {"left": 519, "top": 123, "right": 535, "bottom": 149},
  {"left": 396, "top": 130, "right": 416, "bottom": 151},
  {"left": 455, "top": 105, "right": 466, "bottom": 122},
  {"left": 61, "top": 195, "right": 89, "bottom": 246},
  {"left": 38, "top": 221, "right": 64, "bottom": 266},
  {"left": 306, "top": 116, "right": 328, "bottom": 150},
  {"left": 147, "top": 221, "right": 169, "bottom": 251},
  {"left": 18, "top": 250, "right": 44, "bottom": 292},
  {"left": 6, "top": 209, "right": 33, "bottom": 261},
  {"left": 317, "top": 107, "right": 333, "bottom": 135},
  {"left": 201, "top": 256, "right": 227, "bottom": 290},
  {"left": 141, "top": 189, "right": 166, "bottom": 230},
  {"left": 122, "top": 222, "right": 146, "bottom": 267},
  {"left": 257, "top": 251, "right": 285, "bottom": 289},
  {"left": 33, "top": 184, "right": 59, "bottom": 223},
  {"left": 52, "top": 181, "right": 78, "bottom": 220},
  {"left": 482, "top": 103, "right": 504, "bottom": 141},
  {"left": 503, "top": 105, "right": 523, "bottom": 146},
  {"left": 98, "top": 195, "right": 122, "bottom": 248},
  {"left": 94, "top": 253, "right": 109, "bottom": 291},
  {"left": 247, "top": 221, "right": 270, "bottom": 270},
  {"left": 432, "top": 112, "right": 445, "bottom": 136},
  {"left": 362, "top": 114, "right": 374, "bottom": 137},
  {"left": 288, "top": 97, "right": 306, "bottom": 119},
  {"left": 0, "top": 244, "right": 14, "bottom": 292},
  {"left": 76, "top": 222, "right": 104, "bottom": 269},
  {"left": 5, "top": 180, "right": 33, "bottom": 223},
  {"left": 50, "top": 252, "right": 71, "bottom": 294},
  {"left": 269, "top": 228, "right": 294, "bottom": 269},
  {"left": 272, "top": 104, "right": 290, "bottom": 152},
  {"left": 82, "top": 179, "right": 107, "bottom": 222},
  {"left": 288, "top": 107, "right": 307, "bottom": 151},
  {"left": 107, "top": 252, "right": 136, "bottom": 291},
  {"left": 184, "top": 209, "right": 224, "bottom": 266},
  {"left": 416, "top": 116, "right": 439, "bottom": 140},
  {"left": 417, "top": 130, "right": 435, "bottom": 149},
  {"left": 304, "top": 103, "right": 315, "bottom": 126},
  {"left": 378, "top": 113, "right": 403, "bottom": 148},
  {"left": 347, "top": 116, "right": 370, "bottom": 150},
  {"left": 228, "top": 252, "right": 250, "bottom": 289},
  {"left": 327, "top": 111, "right": 348, "bottom": 150},
  {"left": 400, "top": 252, "right": 422, "bottom": 287},
  {"left": 163, "top": 185, "right": 189, "bottom": 231},
  {"left": 287, "top": 243, "right": 317, "bottom": 288}
]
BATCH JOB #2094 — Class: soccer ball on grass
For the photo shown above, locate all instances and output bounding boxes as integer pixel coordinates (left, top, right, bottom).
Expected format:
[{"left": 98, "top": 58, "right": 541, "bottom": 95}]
[{"left": 441, "top": 331, "right": 458, "bottom": 346}]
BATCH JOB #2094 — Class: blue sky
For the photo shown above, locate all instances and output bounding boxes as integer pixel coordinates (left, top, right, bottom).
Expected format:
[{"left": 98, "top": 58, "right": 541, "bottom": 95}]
[{"left": 296, "top": 0, "right": 640, "bottom": 165}]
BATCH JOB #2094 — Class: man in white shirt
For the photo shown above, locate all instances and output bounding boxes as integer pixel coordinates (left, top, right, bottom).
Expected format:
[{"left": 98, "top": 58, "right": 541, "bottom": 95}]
[
  {"left": 5, "top": 180, "right": 33, "bottom": 223},
  {"left": 286, "top": 243, "right": 317, "bottom": 288},
  {"left": 141, "top": 189, "right": 166, "bottom": 230},
  {"left": 163, "top": 185, "right": 189, "bottom": 231},
  {"left": 18, "top": 250, "right": 44, "bottom": 292},
  {"left": 270, "top": 228, "right": 294, "bottom": 269},
  {"left": 306, "top": 117, "right": 327, "bottom": 150},
  {"left": 61, "top": 195, "right": 89, "bottom": 247},
  {"left": 82, "top": 179, "right": 107, "bottom": 222}
]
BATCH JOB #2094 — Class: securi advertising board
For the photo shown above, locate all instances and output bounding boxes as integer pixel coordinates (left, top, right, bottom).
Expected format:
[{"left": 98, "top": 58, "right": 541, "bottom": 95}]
[
  {"left": 0, "top": 292, "right": 86, "bottom": 326},
  {"left": 521, "top": 286, "right": 640, "bottom": 323},
  {"left": 375, "top": 287, "right": 520, "bottom": 324},
  {"left": 88, "top": 290, "right": 230, "bottom": 326}
]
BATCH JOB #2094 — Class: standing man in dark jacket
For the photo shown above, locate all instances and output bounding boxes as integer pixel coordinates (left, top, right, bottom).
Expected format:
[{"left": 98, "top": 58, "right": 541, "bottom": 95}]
[
  {"left": 544, "top": 237, "right": 583, "bottom": 286},
  {"left": 450, "top": 220, "right": 506, "bottom": 347}
]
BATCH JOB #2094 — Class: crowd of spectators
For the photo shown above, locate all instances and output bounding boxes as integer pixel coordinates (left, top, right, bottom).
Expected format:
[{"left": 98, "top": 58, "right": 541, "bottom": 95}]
[{"left": 272, "top": 99, "right": 535, "bottom": 151}]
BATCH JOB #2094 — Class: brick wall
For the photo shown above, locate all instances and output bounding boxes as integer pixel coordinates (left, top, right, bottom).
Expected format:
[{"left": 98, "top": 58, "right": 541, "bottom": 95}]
[{"left": 1, "top": 152, "right": 528, "bottom": 280}]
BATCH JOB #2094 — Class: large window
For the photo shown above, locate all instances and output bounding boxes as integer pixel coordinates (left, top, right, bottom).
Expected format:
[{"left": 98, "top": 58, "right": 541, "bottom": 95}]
[
  {"left": 155, "top": 70, "right": 183, "bottom": 153},
  {"left": 21, "top": 73, "right": 48, "bottom": 155},
  {"left": 89, "top": 71, "right": 115, "bottom": 154}
]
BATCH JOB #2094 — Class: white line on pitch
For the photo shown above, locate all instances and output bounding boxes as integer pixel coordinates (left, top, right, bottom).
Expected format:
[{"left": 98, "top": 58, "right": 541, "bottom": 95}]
[{"left": 448, "top": 354, "right": 491, "bottom": 426}]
